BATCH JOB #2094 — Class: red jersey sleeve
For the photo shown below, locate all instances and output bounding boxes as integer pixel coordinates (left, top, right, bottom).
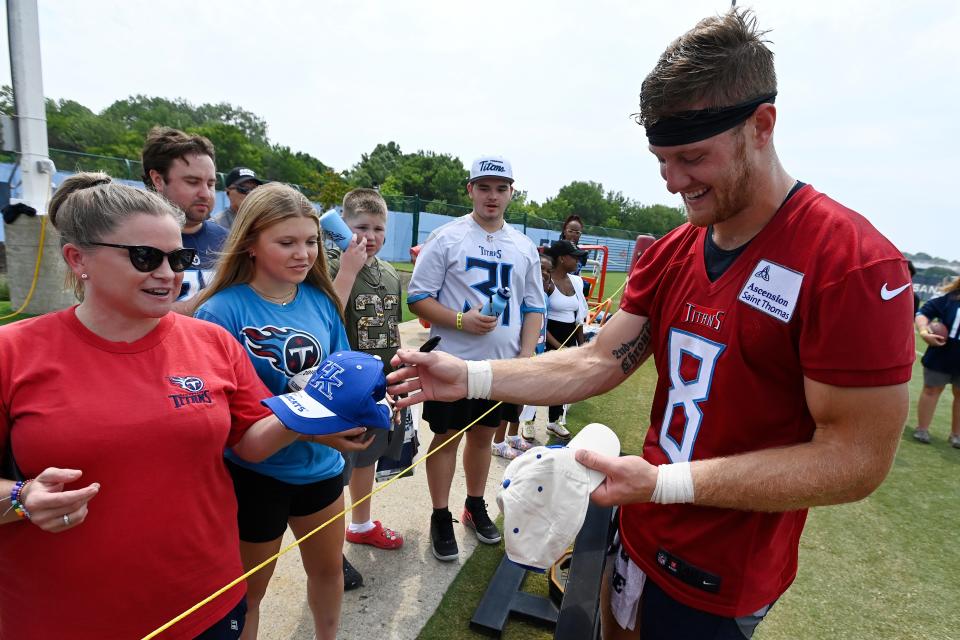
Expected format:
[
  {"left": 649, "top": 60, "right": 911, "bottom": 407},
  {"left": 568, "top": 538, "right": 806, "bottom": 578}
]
[
  {"left": 621, "top": 226, "right": 696, "bottom": 318},
  {"left": 800, "top": 257, "right": 915, "bottom": 386},
  {"left": 220, "top": 333, "right": 273, "bottom": 447}
]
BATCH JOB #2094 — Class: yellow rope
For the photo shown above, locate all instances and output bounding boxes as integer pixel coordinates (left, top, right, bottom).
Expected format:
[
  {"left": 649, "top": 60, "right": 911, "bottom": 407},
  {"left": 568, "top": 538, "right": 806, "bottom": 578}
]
[
  {"left": 142, "top": 402, "right": 501, "bottom": 639},
  {"left": 0, "top": 216, "right": 47, "bottom": 321},
  {"left": 143, "top": 272, "right": 632, "bottom": 639}
]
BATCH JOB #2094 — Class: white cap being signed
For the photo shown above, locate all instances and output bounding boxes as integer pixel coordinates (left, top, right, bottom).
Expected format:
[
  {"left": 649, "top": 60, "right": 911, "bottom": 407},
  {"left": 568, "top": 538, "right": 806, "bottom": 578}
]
[{"left": 496, "top": 423, "right": 620, "bottom": 571}]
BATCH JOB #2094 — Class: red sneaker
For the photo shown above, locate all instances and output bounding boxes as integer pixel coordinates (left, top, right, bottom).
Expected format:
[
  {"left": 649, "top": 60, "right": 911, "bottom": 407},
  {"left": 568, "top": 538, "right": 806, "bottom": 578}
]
[{"left": 345, "top": 520, "right": 404, "bottom": 550}]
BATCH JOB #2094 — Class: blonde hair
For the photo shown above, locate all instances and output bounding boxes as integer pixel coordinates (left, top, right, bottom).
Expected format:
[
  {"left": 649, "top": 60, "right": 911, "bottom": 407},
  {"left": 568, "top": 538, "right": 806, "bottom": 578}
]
[
  {"left": 342, "top": 188, "right": 387, "bottom": 220},
  {"left": 48, "top": 172, "right": 184, "bottom": 300},
  {"left": 194, "top": 182, "right": 342, "bottom": 319},
  {"left": 943, "top": 276, "right": 960, "bottom": 296}
]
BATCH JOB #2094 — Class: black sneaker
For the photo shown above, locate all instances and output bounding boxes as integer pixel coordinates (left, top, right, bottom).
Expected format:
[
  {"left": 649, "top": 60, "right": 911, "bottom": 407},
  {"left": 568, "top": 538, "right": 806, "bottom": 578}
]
[
  {"left": 462, "top": 500, "right": 501, "bottom": 544},
  {"left": 430, "top": 510, "right": 460, "bottom": 561},
  {"left": 343, "top": 555, "right": 363, "bottom": 591}
]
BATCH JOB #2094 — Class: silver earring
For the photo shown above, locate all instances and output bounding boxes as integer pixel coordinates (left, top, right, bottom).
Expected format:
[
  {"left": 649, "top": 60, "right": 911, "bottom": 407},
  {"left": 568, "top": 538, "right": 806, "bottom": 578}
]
[{"left": 80, "top": 273, "right": 89, "bottom": 280}]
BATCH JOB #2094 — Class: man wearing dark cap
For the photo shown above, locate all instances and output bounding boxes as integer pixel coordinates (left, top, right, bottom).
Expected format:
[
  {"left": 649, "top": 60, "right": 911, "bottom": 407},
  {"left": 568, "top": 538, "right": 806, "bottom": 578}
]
[
  {"left": 388, "top": 9, "right": 914, "bottom": 639},
  {"left": 214, "top": 167, "right": 265, "bottom": 230}
]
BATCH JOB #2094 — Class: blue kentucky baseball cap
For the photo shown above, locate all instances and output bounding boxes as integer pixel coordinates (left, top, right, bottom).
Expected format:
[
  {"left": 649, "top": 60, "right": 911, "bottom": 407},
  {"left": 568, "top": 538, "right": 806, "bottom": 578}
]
[{"left": 262, "top": 351, "right": 392, "bottom": 436}]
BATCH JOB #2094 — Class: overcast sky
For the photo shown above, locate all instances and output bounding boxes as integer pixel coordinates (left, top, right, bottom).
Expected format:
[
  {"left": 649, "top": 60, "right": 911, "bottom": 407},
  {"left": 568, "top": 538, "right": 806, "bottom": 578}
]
[{"left": 2, "top": 1, "right": 957, "bottom": 260}]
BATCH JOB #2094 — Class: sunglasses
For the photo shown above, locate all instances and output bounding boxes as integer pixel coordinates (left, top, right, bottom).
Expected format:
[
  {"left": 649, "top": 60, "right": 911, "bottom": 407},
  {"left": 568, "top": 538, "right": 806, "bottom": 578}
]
[
  {"left": 231, "top": 184, "right": 257, "bottom": 195},
  {"left": 89, "top": 242, "right": 197, "bottom": 273}
]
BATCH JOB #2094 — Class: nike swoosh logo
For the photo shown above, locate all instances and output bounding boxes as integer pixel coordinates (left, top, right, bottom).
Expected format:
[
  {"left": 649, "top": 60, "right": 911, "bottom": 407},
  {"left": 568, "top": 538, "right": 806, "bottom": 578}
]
[{"left": 880, "top": 283, "right": 910, "bottom": 301}]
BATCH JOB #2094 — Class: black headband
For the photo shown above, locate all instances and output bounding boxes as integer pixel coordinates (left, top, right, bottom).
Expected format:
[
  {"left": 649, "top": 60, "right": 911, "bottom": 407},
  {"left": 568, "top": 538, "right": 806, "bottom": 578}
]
[{"left": 645, "top": 93, "right": 777, "bottom": 147}]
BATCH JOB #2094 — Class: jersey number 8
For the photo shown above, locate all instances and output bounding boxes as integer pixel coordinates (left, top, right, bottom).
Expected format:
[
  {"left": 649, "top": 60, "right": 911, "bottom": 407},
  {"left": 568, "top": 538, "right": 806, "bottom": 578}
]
[{"left": 660, "top": 329, "right": 725, "bottom": 464}]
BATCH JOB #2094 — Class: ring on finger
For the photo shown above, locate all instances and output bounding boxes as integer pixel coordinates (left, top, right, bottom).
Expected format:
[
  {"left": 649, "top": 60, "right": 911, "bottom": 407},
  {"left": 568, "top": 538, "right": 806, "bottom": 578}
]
[{"left": 63, "top": 513, "right": 71, "bottom": 526}]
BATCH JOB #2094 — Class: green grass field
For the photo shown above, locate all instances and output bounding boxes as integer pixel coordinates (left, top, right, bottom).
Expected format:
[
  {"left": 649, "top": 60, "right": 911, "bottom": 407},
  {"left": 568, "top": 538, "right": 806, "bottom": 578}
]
[
  {"left": 418, "top": 331, "right": 959, "bottom": 640},
  {"left": 0, "top": 300, "right": 28, "bottom": 326}
]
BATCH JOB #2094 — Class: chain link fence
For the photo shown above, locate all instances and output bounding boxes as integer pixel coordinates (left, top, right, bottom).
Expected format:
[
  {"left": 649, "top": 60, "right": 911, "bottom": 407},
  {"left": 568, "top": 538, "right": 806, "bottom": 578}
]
[
  {"left": 382, "top": 195, "right": 655, "bottom": 241},
  {"left": 1, "top": 150, "right": 663, "bottom": 243}
]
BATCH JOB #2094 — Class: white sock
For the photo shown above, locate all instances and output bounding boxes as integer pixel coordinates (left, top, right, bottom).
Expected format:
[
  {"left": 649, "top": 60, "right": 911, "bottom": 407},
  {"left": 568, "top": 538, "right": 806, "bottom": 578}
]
[{"left": 348, "top": 520, "right": 375, "bottom": 534}]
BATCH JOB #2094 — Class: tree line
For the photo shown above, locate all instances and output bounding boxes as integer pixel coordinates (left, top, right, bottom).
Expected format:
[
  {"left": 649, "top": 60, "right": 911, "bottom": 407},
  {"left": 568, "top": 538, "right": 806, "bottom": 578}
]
[{"left": 0, "top": 88, "right": 686, "bottom": 236}]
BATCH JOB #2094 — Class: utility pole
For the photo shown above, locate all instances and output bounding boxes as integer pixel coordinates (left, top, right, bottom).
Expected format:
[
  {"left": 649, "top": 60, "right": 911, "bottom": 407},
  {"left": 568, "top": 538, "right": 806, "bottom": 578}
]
[{"left": 4, "top": 0, "right": 73, "bottom": 313}]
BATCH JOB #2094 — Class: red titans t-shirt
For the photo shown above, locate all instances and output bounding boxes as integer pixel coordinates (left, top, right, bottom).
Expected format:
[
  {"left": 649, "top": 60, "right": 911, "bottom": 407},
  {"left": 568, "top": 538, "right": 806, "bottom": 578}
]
[
  {"left": 618, "top": 185, "right": 914, "bottom": 616},
  {"left": 0, "top": 310, "right": 272, "bottom": 639}
]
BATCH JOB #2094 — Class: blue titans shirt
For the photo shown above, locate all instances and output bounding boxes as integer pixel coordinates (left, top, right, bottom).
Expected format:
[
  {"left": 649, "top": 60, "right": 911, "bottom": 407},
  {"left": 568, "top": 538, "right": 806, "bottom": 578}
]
[
  {"left": 179, "top": 221, "right": 229, "bottom": 301},
  {"left": 196, "top": 283, "right": 351, "bottom": 484}
]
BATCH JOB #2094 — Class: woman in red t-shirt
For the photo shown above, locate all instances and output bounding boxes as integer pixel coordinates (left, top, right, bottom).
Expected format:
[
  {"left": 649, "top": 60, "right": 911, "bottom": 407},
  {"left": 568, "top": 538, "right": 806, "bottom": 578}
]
[{"left": 0, "top": 173, "right": 364, "bottom": 640}]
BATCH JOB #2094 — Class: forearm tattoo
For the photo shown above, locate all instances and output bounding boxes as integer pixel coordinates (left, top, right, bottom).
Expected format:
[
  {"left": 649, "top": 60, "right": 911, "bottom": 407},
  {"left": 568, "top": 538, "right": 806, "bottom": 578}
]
[{"left": 612, "top": 321, "right": 652, "bottom": 374}]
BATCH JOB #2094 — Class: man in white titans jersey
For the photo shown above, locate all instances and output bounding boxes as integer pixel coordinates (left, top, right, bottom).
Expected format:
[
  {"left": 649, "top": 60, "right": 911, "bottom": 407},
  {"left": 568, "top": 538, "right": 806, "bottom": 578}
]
[
  {"left": 389, "top": 10, "right": 914, "bottom": 639},
  {"left": 406, "top": 155, "right": 545, "bottom": 562}
]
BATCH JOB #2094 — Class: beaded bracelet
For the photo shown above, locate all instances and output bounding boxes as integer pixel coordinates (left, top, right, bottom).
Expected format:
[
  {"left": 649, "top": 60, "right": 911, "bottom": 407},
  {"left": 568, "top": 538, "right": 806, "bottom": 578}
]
[
  {"left": 11, "top": 500, "right": 30, "bottom": 520},
  {"left": 456, "top": 312, "right": 464, "bottom": 331},
  {"left": 10, "top": 480, "right": 24, "bottom": 504},
  {"left": 9, "top": 480, "right": 32, "bottom": 520}
]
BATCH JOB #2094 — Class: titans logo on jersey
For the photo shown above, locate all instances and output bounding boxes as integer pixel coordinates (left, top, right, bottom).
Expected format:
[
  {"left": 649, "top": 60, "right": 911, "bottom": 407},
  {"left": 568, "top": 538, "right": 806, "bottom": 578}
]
[{"left": 241, "top": 325, "right": 323, "bottom": 376}]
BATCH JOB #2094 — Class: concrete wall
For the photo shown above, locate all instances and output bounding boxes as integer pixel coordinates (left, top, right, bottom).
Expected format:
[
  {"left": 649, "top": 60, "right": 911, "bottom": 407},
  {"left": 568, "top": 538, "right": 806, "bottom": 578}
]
[{"left": 4, "top": 214, "right": 76, "bottom": 313}]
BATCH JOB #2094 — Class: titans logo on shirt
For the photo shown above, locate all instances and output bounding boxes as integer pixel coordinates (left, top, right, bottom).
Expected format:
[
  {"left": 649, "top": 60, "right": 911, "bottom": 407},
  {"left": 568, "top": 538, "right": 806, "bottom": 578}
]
[
  {"left": 242, "top": 325, "right": 323, "bottom": 376},
  {"left": 166, "top": 375, "right": 212, "bottom": 408}
]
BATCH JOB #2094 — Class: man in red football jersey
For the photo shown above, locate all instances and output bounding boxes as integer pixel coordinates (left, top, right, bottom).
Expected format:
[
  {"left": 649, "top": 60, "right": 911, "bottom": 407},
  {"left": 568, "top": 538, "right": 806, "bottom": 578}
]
[{"left": 387, "top": 8, "right": 914, "bottom": 640}]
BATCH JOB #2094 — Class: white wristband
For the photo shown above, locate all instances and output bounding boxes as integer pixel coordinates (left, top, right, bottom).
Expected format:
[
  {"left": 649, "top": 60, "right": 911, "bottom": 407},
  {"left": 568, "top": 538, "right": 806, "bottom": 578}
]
[
  {"left": 650, "top": 462, "right": 695, "bottom": 504},
  {"left": 465, "top": 360, "right": 493, "bottom": 399}
]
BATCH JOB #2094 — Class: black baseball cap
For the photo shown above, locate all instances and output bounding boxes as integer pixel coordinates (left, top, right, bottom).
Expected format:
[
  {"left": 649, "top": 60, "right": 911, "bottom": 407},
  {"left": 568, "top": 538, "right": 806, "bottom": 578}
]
[
  {"left": 547, "top": 239, "right": 588, "bottom": 258},
  {"left": 225, "top": 167, "right": 265, "bottom": 189}
]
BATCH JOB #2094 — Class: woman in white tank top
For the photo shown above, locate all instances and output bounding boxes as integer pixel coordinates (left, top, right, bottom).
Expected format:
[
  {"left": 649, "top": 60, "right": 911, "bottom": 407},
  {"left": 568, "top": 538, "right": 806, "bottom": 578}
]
[{"left": 543, "top": 240, "right": 590, "bottom": 437}]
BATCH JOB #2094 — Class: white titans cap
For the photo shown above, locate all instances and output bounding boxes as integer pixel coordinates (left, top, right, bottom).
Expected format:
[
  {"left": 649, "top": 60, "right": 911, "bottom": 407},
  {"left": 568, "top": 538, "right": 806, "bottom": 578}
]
[
  {"left": 496, "top": 423, "right": 620, "bottom": 571},
  {"left": 469, "top": 156, "right": 514, "bottom": 184}
]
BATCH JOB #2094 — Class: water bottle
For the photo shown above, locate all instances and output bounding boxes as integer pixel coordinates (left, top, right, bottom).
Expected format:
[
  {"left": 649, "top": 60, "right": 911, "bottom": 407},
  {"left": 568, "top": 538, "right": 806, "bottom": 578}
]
[
  {"left": 319, "top": 209, "right": 354, "bottom": 251},
  {"left": 481, "top": 287, "right": 511, "bottom": 317}
]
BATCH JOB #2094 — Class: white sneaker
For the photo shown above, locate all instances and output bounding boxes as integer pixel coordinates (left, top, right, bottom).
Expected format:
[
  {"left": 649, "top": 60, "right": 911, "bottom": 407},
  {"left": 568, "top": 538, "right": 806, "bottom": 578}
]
[
  {"left": 492, "top": 440, "right": 520, "bottom": 460},
  {"left": 547, "top": 422, "right": 571, "bottom": 439},
  {"left": 520, "top": 422, "right": 536, "bottom": 441},
  {"left": 506, "top": 434, "right": 534, "bottom": 453}
]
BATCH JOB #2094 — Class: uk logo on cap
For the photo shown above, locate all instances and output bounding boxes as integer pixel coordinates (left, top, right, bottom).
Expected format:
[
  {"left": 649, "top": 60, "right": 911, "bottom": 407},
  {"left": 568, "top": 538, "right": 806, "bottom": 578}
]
[
  {"left": 469, "top": 155, "right": 514, "bottom": 184},
  {"left": 262, "top": 351, "right": 392, "bottom": 435},
  {"left": 309, "top": 360, "right": 345, "bottom": 400}
]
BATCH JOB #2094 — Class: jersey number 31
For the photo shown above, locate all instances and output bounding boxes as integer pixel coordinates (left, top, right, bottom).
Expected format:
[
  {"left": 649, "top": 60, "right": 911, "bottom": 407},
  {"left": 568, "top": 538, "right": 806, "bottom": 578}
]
[{"left": 465, "top": 258, "right": 513, "bottom": 326}]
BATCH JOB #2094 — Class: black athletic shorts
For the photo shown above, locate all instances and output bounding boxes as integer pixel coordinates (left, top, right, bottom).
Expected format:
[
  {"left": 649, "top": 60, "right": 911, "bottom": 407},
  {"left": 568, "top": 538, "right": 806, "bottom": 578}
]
[
  {"left": 423, "top": 398, "right": 520, "bottom": 434},
  {"left": 226, "top": 460, "right": 343, "bottom": 543},
  {"left": 194, "top": 597, "right": 246, "bottom": 639}
]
